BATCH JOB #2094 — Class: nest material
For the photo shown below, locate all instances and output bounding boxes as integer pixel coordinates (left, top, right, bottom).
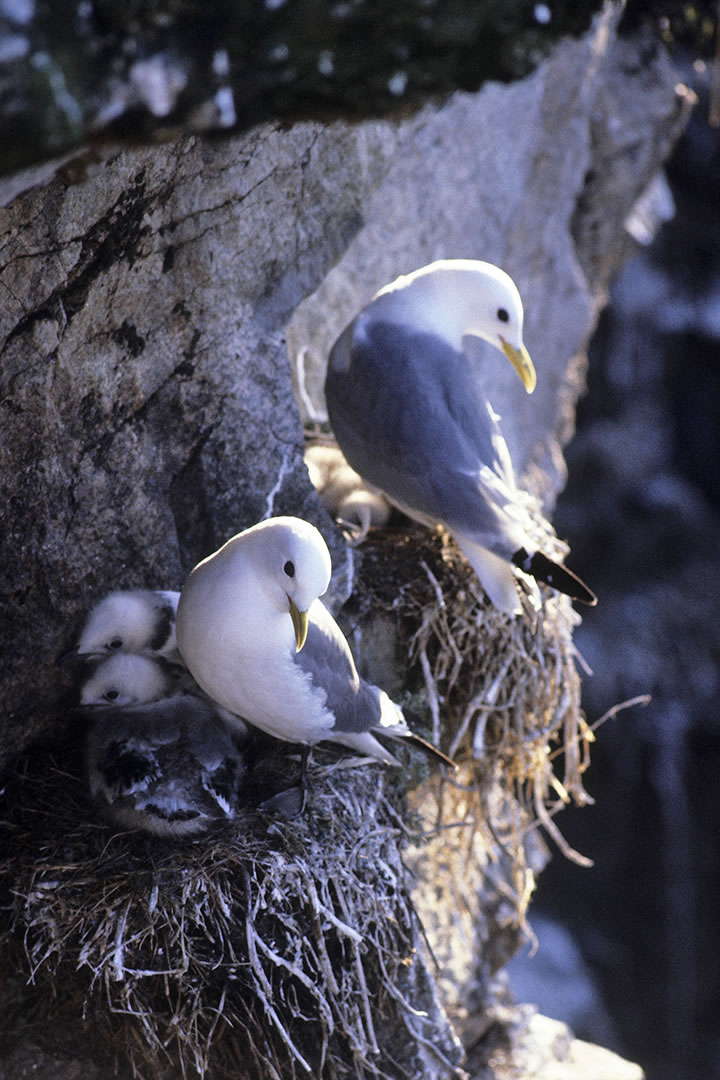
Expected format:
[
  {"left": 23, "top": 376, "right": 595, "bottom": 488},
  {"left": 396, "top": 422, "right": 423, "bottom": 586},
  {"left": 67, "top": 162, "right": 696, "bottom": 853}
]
[
  {"left": 344, "top": 521, "right": 595, "bottom": 880},
  {"left": 0, "top": 517, "right": 593, "bottom": 1080},
  {"left": 339, "top": 521, "right": 596, "bottom": 1041},
  {"left": 1, "top": 748, "right": 460, "bottom": 1079}
]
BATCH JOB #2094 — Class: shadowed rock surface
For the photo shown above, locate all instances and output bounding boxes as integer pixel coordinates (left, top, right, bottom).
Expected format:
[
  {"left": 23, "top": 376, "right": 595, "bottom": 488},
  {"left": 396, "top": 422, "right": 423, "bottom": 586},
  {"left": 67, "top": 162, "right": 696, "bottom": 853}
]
[{"left": 0, "top": 0, "right": 603, "bottom": 176}]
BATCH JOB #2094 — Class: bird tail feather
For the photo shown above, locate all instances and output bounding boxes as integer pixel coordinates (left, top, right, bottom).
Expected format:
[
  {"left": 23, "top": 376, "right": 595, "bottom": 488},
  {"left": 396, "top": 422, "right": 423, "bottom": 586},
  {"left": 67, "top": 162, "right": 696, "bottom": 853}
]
[{"left": 329, "top": 730, "right": 401, "bottom": 765}]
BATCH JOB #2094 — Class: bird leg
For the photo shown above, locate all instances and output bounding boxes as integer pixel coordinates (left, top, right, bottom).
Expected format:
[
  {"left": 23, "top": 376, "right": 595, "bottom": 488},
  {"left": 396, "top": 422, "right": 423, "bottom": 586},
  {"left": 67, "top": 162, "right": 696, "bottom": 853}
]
[
  {"left": 257, "top": 746, "right": 312, "bottom": 818},
  {"left": 299, "top": 744, "right": 311, "bottom": 788}
]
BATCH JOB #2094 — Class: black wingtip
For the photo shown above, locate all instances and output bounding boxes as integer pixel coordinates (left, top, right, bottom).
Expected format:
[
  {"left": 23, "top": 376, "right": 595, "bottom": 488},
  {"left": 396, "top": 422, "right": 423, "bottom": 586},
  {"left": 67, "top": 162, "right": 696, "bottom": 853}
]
[
  {"left": 404, "top": 732, "right": 458, "bottom": 770},
  {"left": 512, "top": 548, "right": 598, "bottom": 606}
]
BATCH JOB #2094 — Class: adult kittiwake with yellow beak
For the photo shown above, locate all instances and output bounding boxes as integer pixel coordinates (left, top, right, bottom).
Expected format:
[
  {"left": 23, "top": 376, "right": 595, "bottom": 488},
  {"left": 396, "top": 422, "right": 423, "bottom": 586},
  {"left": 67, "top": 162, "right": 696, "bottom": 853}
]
[
  {"left": 324, "top": 259, "right": 596, "bottom": 615},
  {"left": 176, "top": 517, "right": 455, "bottom": 800}
]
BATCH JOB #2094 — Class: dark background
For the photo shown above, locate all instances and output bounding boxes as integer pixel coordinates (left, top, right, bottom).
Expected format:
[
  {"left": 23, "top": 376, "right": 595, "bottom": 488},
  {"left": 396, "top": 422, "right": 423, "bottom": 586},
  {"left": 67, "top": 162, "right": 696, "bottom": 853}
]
[{"left": 535, "top": 55, "right": 720, "bottom": 1080}]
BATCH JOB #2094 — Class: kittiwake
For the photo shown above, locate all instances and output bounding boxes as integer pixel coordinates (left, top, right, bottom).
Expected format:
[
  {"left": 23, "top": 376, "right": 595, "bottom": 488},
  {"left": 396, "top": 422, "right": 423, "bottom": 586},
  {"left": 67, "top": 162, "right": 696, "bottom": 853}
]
[
  {"left": 304, "top": 441, "right": 391, "bottom": 543},
  {"left": 64, "top": 589, "right": 181, "bottom": 662},
  {"left": 176, "top": 517, "right": 456, "bottom": 790},
  {"left": 324, "top": 259, "right": 596, "bottom": 614}
]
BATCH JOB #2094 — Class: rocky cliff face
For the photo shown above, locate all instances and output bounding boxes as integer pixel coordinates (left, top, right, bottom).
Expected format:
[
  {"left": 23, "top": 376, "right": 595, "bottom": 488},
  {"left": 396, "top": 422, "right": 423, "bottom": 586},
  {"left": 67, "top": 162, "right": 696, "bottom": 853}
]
[{"left": 0, "top": 8, "right": 691, "bottom": 1079}]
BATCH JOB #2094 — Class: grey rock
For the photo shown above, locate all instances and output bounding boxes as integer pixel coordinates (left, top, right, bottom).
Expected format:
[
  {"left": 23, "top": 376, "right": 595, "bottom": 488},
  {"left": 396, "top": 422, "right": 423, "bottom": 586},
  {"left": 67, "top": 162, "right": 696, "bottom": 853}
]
[
  {"left": 503, "top": 1012, "right": 644, "bottom": 1080},
  {"left": 1, "top": 121, "right": 392, "bottom": 768}
]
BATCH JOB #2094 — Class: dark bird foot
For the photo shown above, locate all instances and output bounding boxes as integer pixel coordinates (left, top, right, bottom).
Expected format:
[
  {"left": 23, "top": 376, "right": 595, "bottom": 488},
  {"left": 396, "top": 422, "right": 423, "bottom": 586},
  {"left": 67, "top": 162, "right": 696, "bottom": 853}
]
[
  {"left": 257, "top": 746, "right": 312, "bottom": 817},
  {"left": 258, "top": 784, "right": 306, "bottom": 817}
]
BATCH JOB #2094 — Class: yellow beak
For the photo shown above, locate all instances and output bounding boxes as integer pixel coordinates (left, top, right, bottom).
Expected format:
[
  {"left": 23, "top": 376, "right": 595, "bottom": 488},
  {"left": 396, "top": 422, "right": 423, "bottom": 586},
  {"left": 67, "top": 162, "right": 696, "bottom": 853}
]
[
  {"left": 500, "top": 337, "right": 536, "bottom": 394},
  {"left": 288, "top": 597, "right": 309, "bottom": 652}
]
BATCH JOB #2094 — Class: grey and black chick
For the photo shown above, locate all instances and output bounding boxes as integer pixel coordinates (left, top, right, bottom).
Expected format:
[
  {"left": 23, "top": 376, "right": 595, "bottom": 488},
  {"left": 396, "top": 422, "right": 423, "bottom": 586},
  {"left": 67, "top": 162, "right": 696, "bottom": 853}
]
[{"left": 79, "top": 653, "right": 248, "bottom": 837}]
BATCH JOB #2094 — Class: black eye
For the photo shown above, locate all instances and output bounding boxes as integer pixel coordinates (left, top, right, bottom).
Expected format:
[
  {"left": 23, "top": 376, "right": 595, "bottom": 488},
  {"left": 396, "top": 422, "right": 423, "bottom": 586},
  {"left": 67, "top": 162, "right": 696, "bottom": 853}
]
[
  {"left": 108, "top": 638, "right": 123, "bottom": 650},
  {"left": 283, "top": 560, "right": 295, "bottom": 578},
  {"left": 105, "top": 689, "right": 119, "bottom": 702},
  {"left": 497, "top": 308, "right": 509, "bottom": 323}
]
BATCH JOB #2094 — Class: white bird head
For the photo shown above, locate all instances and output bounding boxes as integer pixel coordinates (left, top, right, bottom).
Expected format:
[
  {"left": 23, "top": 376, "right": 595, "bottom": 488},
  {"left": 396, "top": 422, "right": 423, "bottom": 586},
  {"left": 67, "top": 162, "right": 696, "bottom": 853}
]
[
  {"left": 79, "top": 653, "right": 172, "bottom": 708},
  {"left": 73, "top": 590, "right": 179, "bottom": 658},
  {"left": 371, "top": 259, "right": 536, "bottom": 393},
  {"left": 181, "top": 517, "right": 332, "bottom": 654}
]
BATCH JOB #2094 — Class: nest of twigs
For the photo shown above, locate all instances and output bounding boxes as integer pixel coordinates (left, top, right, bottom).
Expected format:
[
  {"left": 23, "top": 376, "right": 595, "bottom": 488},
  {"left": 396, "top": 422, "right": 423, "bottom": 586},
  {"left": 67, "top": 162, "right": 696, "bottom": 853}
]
[
  {"left": 0, "top": 515, "right": 594, "bottom": 1079},
  {"left": 0, "top": 746, "right": 459, "bottom": 1079},
  {"left": 343, "top": 518, "right": 595, "bottom": 895},
  {"left": 337, "top": 519, "right": 596, "bottom": 1042}
]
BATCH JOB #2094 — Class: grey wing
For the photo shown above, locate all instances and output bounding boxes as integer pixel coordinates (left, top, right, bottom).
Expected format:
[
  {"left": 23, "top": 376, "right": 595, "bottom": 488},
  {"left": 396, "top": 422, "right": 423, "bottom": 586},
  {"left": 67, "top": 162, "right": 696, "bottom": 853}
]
[
  {"left": 326, "top": 319, "right": 525, "bottom": 554},
  {"left": 293, "top": 601, "right": 382, "bottom": 735},
  {"left": 179, "top": 702, "right": 246, "bottom": 813}
]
